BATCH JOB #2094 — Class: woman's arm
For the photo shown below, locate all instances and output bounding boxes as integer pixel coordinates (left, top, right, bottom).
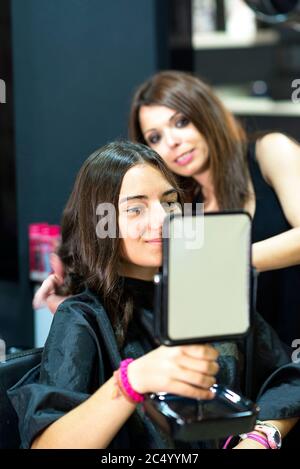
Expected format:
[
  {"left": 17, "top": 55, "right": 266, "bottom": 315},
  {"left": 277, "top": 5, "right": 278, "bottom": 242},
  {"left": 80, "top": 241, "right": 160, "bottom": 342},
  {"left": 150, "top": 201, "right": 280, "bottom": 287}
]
[
  {"left": 31, "top": 375, "right": 136, "bottom": 449},
  {"left": 234, "top": 417, "right": 299, "bottom": 449},
  {"left": 252, "top": 133, "right": 300, "bottom": 272},
  {"left": 31, "top": 344, "right": 219, "bottom": 449},
  {"left": 235, "top": 312, "right": 300, "bottom": 449},
  {"left": 261, "top": 418, "right": 298, "bottom": 439},
  {"left": 252, "top": 227, "right": 300, "bottom": 272}
]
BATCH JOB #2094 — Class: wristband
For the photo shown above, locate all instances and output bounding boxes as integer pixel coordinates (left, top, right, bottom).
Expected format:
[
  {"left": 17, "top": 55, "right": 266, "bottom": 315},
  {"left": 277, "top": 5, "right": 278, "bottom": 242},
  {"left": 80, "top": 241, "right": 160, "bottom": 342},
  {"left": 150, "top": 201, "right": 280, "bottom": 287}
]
[
  {"left": 112, "top": 358, "right": 145, "bottom": 404},
  {"left": 222, "top": 435, "right": 234, "bottom": 449},
  {"left": 254, "top": 421, "right": 282, "bottom": 449},
  {"left": 240, "top": 432, "right": 270, "bottom": 449}
]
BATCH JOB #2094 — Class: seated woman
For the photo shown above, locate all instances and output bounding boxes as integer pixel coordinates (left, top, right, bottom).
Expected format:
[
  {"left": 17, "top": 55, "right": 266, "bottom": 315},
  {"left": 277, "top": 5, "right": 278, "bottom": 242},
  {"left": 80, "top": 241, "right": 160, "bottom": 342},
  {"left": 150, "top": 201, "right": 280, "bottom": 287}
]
[{"left": 9, "top": 141, "right": 300, "bottom": 449}]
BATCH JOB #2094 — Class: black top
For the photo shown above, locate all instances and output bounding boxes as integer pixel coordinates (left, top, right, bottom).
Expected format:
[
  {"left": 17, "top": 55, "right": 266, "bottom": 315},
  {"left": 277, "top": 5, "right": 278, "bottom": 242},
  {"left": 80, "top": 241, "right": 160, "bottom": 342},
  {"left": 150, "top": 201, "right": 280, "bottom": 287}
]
[
  {"left": 8, "top": 278, "right": 300, "bottom": 449},
  {"left": 248, "top": 142, "right": 300, "bottom": 345}
]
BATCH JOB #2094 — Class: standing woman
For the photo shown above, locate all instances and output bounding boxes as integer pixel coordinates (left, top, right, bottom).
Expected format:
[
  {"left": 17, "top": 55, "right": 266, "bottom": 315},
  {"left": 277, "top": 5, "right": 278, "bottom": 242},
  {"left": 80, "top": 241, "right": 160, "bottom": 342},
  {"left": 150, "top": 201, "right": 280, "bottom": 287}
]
[{"left": 129, "top": 70, "right": 300, "bottom": 346}]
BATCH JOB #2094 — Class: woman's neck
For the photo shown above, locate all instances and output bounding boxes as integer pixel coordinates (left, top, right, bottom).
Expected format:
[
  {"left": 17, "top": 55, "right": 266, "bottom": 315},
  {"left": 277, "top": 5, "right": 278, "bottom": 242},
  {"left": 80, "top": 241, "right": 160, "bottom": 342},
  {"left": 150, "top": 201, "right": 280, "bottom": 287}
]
[
  {"left": 119, "top": 261, "right": 158, "bottom": 281},
  {"left": 192, "top": 169, "right": 218, "bottom": 210},
  {"left": 192, "top": 167, "right": 214, "bottom": 193}
]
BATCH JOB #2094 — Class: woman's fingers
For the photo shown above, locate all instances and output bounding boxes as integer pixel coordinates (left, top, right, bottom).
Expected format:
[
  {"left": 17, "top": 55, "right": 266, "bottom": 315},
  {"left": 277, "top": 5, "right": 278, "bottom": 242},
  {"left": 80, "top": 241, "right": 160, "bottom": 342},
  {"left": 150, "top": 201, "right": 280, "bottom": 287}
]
[
  {"left": 32, "top": 273, "right": 67, "bottom": 313},
  {"left": 180, "top": 344, "right": 219, "bottom": 361},
  {"left": 168, "top": 381, "right": 215, "bottom": 400},
  {"left": 32, "top": 274, "right": 57, "bottom": 309},
  {"left": 168, "top": 345, "right": 219, "bottom": 394},
  {"left": 175, "top": 367, "right": 216, "bottom": 389},
  {"left": 128, "top": 345, "right": 219, "bottom": 396},
  {"left": 50, "top": 253, "right": 64, "bottom": 283},
  {"left": 32, "top": 255, "right": 66, "bottom": 313},
  {"left": 176, "top": 354, "right": 219, "bottom": 376},
  {"left": 46, "top": 293, "right": 67, "bottom": 315}
]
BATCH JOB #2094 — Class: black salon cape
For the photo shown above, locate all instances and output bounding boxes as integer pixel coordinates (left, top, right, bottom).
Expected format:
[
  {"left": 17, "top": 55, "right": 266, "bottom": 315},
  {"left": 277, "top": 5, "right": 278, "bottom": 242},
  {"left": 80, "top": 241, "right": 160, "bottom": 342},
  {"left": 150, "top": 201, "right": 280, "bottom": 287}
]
[{"left": 8, "top": 278, "right": 300, "bottom": 449}]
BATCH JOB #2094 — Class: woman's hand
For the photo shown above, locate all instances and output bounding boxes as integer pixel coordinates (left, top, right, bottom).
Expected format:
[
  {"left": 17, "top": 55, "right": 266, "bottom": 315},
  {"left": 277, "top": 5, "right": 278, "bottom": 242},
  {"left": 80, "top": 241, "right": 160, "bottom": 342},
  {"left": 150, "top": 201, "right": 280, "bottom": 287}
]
[
  {"left": 127, "top": 344, "right": 219, "bottom": 400},
  {"left": 33, "top": 253, "right": 67, "bottom": 314}
]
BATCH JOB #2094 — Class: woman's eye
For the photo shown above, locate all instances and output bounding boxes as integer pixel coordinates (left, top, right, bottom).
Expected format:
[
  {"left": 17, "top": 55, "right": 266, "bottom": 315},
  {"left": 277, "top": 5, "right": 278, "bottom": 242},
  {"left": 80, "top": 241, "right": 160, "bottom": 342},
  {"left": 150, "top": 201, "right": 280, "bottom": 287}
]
[
  {"left": 163, "top": 201, "right": 181, "bottom": 213},
  {"left": 176, "top": 116, "right": 189, "bottom": 128},
  {"left": 127, "top": 206, "right": 143, "bottom": 216},
  {"left": 148, "top": 133, "right": 160, "bottom": 145}
]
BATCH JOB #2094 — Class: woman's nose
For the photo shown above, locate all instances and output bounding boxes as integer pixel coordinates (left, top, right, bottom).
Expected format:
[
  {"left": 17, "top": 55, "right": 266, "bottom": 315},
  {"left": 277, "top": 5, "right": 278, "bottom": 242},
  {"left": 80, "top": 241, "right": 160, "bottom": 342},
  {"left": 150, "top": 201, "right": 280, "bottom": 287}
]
[
  {"left": 149, "top": 202, "right": 166, "bottom": 230},
  {"left": 164, "top": 129, "right": 181, "bottom": 148}
]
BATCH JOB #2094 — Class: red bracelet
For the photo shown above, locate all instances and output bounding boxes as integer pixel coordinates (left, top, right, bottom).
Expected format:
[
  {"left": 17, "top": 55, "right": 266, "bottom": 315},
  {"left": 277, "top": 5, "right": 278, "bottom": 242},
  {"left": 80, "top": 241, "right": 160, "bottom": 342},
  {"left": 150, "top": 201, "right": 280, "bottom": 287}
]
[
  {"left": 112, "top": 370, "right": 136, "bottom": 404},
  {"left": 112, "top": 358, "right": 145, "bottom": 404},
  {"left": 119, "top": 358, "right": 145, "bottom": 403}
]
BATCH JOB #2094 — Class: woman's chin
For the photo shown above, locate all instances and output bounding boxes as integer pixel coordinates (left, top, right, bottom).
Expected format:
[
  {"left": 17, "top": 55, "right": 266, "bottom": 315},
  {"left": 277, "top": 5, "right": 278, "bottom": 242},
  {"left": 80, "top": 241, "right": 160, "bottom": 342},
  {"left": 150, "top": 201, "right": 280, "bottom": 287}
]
[
  {"left": 145, "top": 255, "right": 162, "bottom": 269},
  {"left": 173, "top": 163, "right": 199, "bottom": 178}
]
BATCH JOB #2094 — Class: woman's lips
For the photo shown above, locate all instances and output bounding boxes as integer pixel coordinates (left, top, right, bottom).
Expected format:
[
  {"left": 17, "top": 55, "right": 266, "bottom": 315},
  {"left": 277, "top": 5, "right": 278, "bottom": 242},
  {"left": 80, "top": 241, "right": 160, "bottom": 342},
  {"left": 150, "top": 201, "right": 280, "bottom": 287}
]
[
  {"left": 175, "top": 149, "right": 194, "bottom": 166},
  {"left": 146, "top": 239, "right": 162, "bottom": 244}
]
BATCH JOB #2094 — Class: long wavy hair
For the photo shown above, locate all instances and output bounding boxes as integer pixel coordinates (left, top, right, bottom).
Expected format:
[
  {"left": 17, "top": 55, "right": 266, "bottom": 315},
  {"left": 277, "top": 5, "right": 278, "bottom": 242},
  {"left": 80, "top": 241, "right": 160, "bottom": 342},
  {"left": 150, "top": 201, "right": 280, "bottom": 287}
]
[
  {"left": 56, "top": 140, "right": 181, "bottom": 347},
  {"left": 129, "top": 70, "right": 250, "bottom": 209}
]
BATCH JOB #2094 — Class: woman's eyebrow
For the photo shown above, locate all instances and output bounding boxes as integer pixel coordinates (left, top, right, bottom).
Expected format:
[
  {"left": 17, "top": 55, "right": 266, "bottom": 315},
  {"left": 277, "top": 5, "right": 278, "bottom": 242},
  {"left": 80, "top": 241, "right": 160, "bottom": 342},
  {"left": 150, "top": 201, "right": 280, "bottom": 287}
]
[
  {"left": 162, "top": 189, "right": 178, "bottom": 197},
  {"left": 168, "top": 111, "right": 181, "bottom": 124},
  {"left": 119, "top": 195, "right": 147, "bottom": 204},
  {"left": 144, "top": 111, "right": 179, "bottom": 135},
  {"left": 119, "top": 189, "right": 178, "bottom": 204}
]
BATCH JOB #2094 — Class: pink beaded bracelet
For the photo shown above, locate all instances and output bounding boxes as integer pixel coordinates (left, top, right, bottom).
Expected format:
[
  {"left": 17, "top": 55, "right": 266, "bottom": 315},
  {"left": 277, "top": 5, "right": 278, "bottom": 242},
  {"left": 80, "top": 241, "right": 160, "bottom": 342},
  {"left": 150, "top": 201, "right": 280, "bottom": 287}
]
[
  {"left": 118, "top": 358, "right": 145, "bottom": 404},
  {"left": 244, "top": 433, "right": 270, "bottom": 449}
]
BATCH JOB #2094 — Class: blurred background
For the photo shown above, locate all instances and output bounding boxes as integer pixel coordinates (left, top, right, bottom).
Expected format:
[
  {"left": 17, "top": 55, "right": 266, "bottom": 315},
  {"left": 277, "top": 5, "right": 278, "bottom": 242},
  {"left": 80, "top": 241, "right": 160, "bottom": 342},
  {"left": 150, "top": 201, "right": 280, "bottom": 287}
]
[{"left": 0, "top": 0, "right": 299, "bottom": 350}]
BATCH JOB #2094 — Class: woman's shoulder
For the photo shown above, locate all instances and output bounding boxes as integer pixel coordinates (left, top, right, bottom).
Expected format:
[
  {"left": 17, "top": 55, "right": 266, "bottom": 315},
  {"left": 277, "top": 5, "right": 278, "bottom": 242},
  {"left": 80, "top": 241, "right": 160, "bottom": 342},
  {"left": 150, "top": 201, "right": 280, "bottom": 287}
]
[
  {"left": 255, "top": 132, "right": 299, "bottom": 183},
  {"left": 53, "top": 288, "right": 107, "bottom": 328},
  {"left": 248, "top": 132, "right": 299, "bottom": 187},
  {"left": 44, "top": 288, "right": 112, "bottom": 360},
  {"left": 59, "top": 288, "right": 103, "bottom": 308},
  {"left": 256, "top": 132, "right": 295, "bottom": 157}
]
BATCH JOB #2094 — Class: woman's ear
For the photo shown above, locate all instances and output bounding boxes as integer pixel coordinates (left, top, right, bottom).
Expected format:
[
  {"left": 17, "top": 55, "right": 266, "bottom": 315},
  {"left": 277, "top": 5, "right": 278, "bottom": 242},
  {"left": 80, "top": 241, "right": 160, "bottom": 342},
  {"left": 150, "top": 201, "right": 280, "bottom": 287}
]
[{"left": 50, "top": 253, "right": 64, "bottom": 284}]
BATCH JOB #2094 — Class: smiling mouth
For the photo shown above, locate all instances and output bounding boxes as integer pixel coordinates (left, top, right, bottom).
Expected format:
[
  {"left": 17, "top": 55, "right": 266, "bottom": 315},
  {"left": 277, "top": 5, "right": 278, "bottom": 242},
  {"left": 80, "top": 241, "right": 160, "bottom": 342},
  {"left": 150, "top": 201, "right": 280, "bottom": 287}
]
[
  {"left": 146, "top": 239, "right": 162, "bottom": 244},
  {"left": 175, "top": 149, "right": 194, "bottom": 165}
]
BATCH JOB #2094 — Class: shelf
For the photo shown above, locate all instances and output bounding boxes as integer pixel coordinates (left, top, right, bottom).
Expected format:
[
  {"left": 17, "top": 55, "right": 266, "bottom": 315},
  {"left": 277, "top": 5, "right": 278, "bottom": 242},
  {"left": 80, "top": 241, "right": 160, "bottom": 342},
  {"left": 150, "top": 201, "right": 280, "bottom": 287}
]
[
  {"left": 192, "top": 30, "right": 279, "bottom": 49},
  {"left": 214, "top": 86, "right": 300, "bottom": 116}
]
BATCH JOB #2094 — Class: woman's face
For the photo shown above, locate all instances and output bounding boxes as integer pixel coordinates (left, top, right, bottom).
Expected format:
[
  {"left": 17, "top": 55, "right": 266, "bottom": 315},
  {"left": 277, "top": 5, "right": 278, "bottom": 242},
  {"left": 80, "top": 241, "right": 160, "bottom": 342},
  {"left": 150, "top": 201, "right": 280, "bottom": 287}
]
[
  {"left": 118, "top": 164, "right": 180, "bottom": 280},
  {"left": 139, "top": 105, "right": 210, "bottom": 178}
]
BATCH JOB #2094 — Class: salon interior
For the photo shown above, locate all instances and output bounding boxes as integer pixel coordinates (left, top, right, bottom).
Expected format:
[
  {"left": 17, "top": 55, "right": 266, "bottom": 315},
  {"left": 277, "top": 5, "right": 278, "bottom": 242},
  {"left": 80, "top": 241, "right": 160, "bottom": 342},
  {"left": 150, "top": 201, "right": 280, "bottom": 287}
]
[{"left": 0, "top": 0, "right": 300, "bottom": 452}]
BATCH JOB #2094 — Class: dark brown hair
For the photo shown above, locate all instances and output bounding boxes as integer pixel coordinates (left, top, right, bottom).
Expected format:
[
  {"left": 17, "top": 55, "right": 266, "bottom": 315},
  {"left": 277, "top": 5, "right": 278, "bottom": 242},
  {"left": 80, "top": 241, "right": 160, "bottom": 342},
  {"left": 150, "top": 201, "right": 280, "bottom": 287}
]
[
  {"left": 57, "top": 140, "right": 181, "bottom": 347},
  {"left": 129, "top": 70, "right": 249, "bottom": 209}
]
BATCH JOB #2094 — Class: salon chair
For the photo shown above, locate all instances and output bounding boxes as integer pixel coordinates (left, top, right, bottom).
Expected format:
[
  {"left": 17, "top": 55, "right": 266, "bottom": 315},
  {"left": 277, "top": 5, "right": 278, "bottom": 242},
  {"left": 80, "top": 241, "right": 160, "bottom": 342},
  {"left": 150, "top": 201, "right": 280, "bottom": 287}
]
[{"left": 0, "top": 348, "right": 42, "bottom": 448}]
